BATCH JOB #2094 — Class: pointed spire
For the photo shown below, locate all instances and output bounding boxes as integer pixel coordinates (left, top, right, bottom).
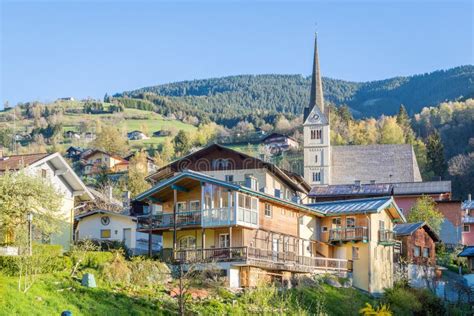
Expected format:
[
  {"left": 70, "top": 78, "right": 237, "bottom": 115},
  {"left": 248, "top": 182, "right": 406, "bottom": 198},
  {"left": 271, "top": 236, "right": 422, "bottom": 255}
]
[{"left": 309, "top": 33, "right": 324, "bottom": 114}]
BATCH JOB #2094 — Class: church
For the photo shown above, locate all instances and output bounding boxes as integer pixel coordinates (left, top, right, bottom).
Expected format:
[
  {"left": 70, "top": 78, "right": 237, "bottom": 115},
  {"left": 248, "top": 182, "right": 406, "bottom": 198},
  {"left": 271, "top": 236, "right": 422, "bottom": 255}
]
[{"left": 303, "top": 35, "right": 422, "bottom": 187}]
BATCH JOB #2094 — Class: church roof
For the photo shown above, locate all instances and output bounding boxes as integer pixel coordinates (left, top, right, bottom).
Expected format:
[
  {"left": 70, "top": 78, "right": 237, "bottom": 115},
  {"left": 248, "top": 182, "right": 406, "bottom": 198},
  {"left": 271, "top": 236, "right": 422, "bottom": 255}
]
[
  {"left": 304, "top": 33, "right": 325, "bottom": 123},
  {"left": 330, "top": 144, "right": 422, "bottom": 185}
]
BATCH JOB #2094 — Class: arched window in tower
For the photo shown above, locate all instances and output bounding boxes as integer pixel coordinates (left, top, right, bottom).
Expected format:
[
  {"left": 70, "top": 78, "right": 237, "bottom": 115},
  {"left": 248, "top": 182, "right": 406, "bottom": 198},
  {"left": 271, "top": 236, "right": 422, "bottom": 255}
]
[
  {"left": 316, "top": 129, "right": 322, "bottom": 139},
  {"left": 315, "top": 154, "right": 318, "bottom": 164},
  {"left": 312, "top": 171, "right": 321, "bottom": 182}
]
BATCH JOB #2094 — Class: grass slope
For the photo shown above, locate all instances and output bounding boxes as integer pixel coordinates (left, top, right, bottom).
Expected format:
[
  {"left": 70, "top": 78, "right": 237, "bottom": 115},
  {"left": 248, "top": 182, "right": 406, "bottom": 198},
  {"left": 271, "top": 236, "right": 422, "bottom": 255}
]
[{"left": 0, "top": 273, "right": 163, "bottom": 316}]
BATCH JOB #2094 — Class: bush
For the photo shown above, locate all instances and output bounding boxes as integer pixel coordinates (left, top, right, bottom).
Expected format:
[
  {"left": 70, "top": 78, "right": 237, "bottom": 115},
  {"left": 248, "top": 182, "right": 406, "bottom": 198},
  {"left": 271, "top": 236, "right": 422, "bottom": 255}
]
[
  {"left": 82, "top": 251, "right": 114, "bottom": 269},
  {"left": 129, "top": 256, "right": 171, "bottom": 286},
  {"left": 101, "top": 252, "right": 131, "bottom": 285},
  {"left": 0, "top": 244, "right": 70, "bottom": 276},
  {"left": 383, "top": 286, "right": 445, "bottom": 316}
]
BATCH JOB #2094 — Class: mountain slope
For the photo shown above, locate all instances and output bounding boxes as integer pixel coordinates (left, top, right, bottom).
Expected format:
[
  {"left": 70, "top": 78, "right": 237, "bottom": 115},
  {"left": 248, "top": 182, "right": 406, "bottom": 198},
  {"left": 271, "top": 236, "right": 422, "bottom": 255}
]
[{"left": 116, "top": 65, "right": 474, "bottom": 123}]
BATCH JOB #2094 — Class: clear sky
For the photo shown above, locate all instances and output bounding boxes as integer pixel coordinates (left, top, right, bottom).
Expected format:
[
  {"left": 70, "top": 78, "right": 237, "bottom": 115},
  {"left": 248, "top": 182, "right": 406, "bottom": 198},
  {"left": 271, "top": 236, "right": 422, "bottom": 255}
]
[{"left": 1, "top": 0, "right": 473, "bottom": 106}]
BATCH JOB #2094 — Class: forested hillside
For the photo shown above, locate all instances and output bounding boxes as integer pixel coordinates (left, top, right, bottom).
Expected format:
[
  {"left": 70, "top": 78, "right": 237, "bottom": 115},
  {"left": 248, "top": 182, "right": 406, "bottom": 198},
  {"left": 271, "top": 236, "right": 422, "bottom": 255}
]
[{"left": 116, "top": 65, "right": 473, "bottom": 126}]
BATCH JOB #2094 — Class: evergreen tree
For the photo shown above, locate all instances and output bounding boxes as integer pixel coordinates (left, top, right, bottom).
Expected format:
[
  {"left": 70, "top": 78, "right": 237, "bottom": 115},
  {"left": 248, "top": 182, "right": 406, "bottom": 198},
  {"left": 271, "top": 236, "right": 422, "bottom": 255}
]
[
  {"left": 173, "top": 130, "right": 192, "bottom": 155},
  {"left": 426, "top": 131, "right": 447, "bottom": 178}
]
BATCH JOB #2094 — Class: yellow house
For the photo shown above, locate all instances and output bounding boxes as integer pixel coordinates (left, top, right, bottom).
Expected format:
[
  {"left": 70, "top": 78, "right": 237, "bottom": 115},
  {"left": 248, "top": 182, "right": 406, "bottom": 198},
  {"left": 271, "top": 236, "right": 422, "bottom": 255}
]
[
  {"left": 308, "top": 198, "right": 405, "bottom": 294},
  {"left": 132, "top": 170, "right": 404, "bottom": 293},
  {"left": 81, "top": 150, "right": 129, "bottom": 176}
]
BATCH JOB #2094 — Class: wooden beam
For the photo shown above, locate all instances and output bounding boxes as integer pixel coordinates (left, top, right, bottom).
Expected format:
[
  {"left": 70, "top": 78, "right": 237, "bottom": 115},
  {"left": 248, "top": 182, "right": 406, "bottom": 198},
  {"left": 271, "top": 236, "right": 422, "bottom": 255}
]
[
  {"left": 147, "top": 196, "right": 162, "bottom": 203},
  {"left": 173, "top": 189, "right": 177, "bottom": 251},
  {"left": 54, "top": 169, "right": 69, "bottom": 176},
  {"left": 171, "top": 184, "right": 189, "bottom": 192}
]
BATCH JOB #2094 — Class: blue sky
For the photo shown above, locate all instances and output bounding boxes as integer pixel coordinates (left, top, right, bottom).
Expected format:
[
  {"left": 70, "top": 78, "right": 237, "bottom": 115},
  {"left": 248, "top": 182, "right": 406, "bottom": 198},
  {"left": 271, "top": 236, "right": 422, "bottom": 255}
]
[{"left": 1, "top": 0, "right": 472, "bottom": 106}]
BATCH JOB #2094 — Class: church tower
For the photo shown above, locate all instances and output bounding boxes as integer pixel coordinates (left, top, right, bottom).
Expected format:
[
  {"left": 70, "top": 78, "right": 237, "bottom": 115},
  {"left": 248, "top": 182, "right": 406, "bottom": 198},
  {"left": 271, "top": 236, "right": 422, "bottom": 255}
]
[{"left": 303, "top": 33, "right": 331, "bottom": 185}]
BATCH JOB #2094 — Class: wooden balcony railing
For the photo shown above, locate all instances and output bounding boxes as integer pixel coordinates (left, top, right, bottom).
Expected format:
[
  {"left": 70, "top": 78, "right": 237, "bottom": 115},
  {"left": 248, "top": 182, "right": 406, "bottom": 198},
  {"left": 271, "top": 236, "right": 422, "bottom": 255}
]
[
  {"left": 137, "top": 211, "right": 201, "bottom": 230},
  {"left": 328, "top": 226, "right": 368, "bottom": 243},
  {"left": 159, "top": 246, "right": 352, "bottom": 273},
  {"left": 378, "top": 229, "right": 396, "bottom": 245}
]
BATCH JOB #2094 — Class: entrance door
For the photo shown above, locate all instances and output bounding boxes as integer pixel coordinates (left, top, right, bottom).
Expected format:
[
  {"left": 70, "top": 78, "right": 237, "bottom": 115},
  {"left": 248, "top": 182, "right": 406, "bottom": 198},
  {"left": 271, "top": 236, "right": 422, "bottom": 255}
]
[{"left": 123, "top": 228, "right": 132, "bottom": 249}]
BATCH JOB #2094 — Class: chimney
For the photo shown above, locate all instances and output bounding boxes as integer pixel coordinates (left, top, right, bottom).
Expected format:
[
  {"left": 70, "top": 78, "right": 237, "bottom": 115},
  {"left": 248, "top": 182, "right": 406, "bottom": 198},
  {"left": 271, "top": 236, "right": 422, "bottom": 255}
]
[{"left": 469, "top": 194, "right": 472, "bottom": 202}]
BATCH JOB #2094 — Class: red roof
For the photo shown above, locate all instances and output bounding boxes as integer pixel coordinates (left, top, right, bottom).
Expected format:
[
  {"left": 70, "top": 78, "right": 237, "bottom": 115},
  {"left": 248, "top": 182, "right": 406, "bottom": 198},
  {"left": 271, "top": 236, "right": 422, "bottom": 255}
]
[{"left": 0, "top": 153, "right": 51, "bottom": 172}]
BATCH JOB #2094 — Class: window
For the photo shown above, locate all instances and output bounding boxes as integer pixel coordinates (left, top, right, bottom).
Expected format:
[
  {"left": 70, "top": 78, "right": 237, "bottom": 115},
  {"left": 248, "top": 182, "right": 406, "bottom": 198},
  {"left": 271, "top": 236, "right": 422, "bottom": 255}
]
[
  {"left": 346, "top": 217, "right": 356, "bottom": 228},
  {"left": 322, "top": 226, "right": 328, "bottom": 232},
  {"left": 274, "top": 189, "right": 281, "bottom": 198},
  {"left": 370, "top": 180, "right": 376, "bottom": 184},
  {"left": 379, "top": 220, "right": 385, "bottom": 230},
  {"left": 332, "top": 217, "right": 341, "bottom": 226},
  {"left": 189, "top": 200, "right": 200, "bottom": 211},
  {"left": 352, "top": 247, "right": 360, "bottom": 260},
  {"left": 312, "top": 172, "right": 321, "bottom": 182},
  {"left": 219, "top": 234, "right": 230, "bottom": 248},
  {"left": 264, "top": 203, "right": 272, "bottom": 217},
  {"left": 314, "top": 154, "right": 318, "bottom": 163},
  {"left": 177, "top": 202, "right": 187, "bottom": 212},
  {"left": 354, "top": 180, "right": 361, "bottom": 186},
  {"left": 414, "top": 246, "right": 421, "bottom": 257},
  {"left": 311, "top": 130, "right": 316, "bottom": 139},
  {"left": 41, "top": 169, "right": 47, "bottom": 178},
  {"left": 423, "top": 247, "right": 430, "bottom": 258},
  {"left": 225, "top": 175, "right": 234, "bottom": 182},
  {"left": 316, "top": 129, "right": 322, "bottom": 139},
  {"left": 179, "top": 236, "right": 196, "bottom": 249},
  {"left": 100, "top": 229, "right": 111, "bottom": 238},
  {"left": 463, "top": 225, "right": 470, "bottom": 232},
  {"left": 151, "top": 204, "right": 162, "bottom": 215}
]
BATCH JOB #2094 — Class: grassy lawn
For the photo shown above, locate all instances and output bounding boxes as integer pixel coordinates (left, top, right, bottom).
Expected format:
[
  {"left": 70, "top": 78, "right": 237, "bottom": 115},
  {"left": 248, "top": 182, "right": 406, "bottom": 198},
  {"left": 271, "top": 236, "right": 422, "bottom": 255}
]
[{"left": 0, "top": 273, "right": 166, "bottom": 316}]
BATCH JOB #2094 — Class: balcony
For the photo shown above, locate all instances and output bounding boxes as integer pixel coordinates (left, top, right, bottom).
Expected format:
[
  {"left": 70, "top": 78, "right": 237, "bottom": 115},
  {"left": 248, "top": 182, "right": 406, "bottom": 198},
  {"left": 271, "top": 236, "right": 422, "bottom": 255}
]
[
  {"left": 137, "top": 211, "right": 201, "bottom": 230},
  {"left": 202, "top": 207, "right": 234, "bottom": 227},
  {"left": 463, "top": 216, "right": 474, "bottom": 224},
  {"left": 159, "top": 246, "right": 352, "bottom": 273},
  {"left": 378, "top": 229, "right": 396, "bottom": 246},
  {"left": 328, "top": 226, "right": 368, "bottom": 243}
]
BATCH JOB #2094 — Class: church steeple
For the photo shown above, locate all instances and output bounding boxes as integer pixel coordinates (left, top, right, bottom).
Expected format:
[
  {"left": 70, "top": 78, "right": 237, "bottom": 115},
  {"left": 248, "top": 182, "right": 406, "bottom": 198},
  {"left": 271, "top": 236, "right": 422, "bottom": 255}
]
[{"left": 305, "top": 33, "right": 324, "bottom": 121}]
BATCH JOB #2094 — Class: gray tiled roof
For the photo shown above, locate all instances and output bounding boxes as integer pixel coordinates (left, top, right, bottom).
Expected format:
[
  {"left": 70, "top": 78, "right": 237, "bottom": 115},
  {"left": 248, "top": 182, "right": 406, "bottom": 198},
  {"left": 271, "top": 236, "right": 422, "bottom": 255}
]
[
  {"left": 309, "top": 183, "right": 392, "bottom": 197},
  {"left": 393, "top": 181, "right": 451, "bottom": 195},
  {"left": 393, "top": 222, "right": 425, "bottom": 236},
  {"left": 462, "top": 200, "right": 474, "bottom": 210},
  {"left": 331, "top": 144, "right": 422, "bottom": 185}
]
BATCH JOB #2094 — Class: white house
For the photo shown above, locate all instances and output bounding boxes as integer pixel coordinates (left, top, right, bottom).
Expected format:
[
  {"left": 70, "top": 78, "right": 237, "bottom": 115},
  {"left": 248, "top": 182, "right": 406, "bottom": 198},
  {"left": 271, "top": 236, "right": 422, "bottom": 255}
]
[
  {"left": 75, "top": 210, "right": 160, "bottom": 254},
  {"left": 0, "top": 152, "right": 93, "bottom": 251}
]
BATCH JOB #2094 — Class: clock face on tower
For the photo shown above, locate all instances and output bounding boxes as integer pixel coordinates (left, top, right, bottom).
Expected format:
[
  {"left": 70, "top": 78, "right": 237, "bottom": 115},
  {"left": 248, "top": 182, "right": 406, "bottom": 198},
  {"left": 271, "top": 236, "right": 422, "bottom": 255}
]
[{"left": 311, "top": 113, "right": 320, "bottom": 120}]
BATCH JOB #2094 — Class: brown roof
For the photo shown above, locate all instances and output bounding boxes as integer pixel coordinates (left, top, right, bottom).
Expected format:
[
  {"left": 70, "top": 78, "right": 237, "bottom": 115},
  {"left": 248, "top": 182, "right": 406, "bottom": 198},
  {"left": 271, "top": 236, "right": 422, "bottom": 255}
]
[
  {"left": 0, "top": 153, "right": 51, "bottom": 172},
  {"left": 81, "top": 149, "right": 127, "bottom": 163}
]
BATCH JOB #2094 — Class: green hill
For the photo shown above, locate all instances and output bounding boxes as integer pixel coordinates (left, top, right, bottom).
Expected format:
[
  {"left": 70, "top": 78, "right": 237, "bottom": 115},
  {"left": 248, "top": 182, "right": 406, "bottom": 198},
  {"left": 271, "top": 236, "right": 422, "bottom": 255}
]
[{"left": 116, "top": 65, "right": 474, "bottom": 125}]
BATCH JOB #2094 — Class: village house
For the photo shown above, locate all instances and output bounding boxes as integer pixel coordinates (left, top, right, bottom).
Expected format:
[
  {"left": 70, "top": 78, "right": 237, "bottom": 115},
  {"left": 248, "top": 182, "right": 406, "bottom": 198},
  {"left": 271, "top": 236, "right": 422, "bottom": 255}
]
[
  {"left": 124, "top": 152, "right": 157, "bottom": 174},
  {"left": 462, "top": 197, "right": 474, "bottom": 246},
  {"left": 127, "top": 130, "right": 149, "bottom": 140},
  {"left": 132, "top": 169, "right": 404, "bottom": 293},
  {"left": 261, "top": 132, "right": 299, "bottom": 153},
  {"left": 74, "top": 210, "right": 160, "bottom": 255},
  {"left": 152, "top": 130, "right": 171, "bottom": 137},
  {"left": 64, "top": 130, "right": 81, "bottom": 139},
  {"left": 393, "top": 222, "right": 440, "bottom": 287},
  {"left": 146, "top": 143, "right": 310, "bottom": 203},
  {"left": 308, "top": 181, "right": 462, "bottom": 247},
  {"left": 0, "top": 152, "right": 93, "bottom": 251},
  {"left": 65, "top": 146, "right": 86, "bottom": 161},
  {"left": 80, "top": 149, "right": 129, "bottom": 176}
]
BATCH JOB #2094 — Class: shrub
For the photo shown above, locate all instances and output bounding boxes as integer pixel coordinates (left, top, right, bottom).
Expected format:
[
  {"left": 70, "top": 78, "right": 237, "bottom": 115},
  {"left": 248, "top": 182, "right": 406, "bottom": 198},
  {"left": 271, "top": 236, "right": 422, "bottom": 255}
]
[
  {"left": 101, "top": 252, "right": 131, "bottom": 285},
  {"left": 383, "top": 286, "right": 445, "bottom": 316},
  {"left": 129, "top": 256, "right": 171, "bottom": 287},
  {"left": 82, "top": 251, "right": 114, "bottom": 269}
]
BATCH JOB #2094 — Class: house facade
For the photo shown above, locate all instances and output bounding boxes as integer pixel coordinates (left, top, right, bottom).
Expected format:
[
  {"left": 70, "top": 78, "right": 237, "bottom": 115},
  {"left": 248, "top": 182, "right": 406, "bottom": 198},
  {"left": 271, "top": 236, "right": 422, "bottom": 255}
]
[
  {"left": 132, "top": 170, "right": 404, "bottom": 293},
  {"left": 75, "top": 210, "right": 160, "bottom": 255},
  {"left": 393, "top": 222, "right": 439, "bottom": 288},
  {"left": 147, "top": 143, "right": 310, "bottom": 203},
  {"left": 0, "top": 152, "right": 93, "bottom": 250},
  {"left": 262, "top": 132, "right": 299, "bottom": 153},
  {"left": 81, "top": 150, "right": 129, "bottom": 176},
  {"left": 462, "top": 198, "right": 474, "bottom": 246}
]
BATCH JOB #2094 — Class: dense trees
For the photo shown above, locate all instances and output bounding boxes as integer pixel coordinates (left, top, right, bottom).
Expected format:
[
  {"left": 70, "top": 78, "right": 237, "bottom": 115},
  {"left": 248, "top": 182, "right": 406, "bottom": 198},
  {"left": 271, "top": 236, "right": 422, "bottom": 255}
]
[
  {"left": 115, "top": 66, "right": 473, "bottom": 127},
  {"left": 93, "top": 125, "right": 129, "bottom": 156}
]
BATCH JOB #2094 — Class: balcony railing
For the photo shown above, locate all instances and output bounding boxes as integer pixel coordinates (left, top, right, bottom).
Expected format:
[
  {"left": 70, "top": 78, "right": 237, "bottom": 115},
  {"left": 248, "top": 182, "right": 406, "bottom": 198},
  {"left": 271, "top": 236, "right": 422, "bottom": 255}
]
[
  {"left": 202, "top": 208, "right": 234, "bottom": 227},
  {"left": 463, "top": 215, "right": 474, "bottom": 224},
  {"left": 378, "top": 229, "right": 396, "bottom": 245},
  {"left": 137, "top": 211, "right": 201, "bottom": 230},
  {"left": 329, "top": 226, "right": 368, "bottom": 243},
  {"left": 159, "top": 246, "right": 352, "bottom": 273}
]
